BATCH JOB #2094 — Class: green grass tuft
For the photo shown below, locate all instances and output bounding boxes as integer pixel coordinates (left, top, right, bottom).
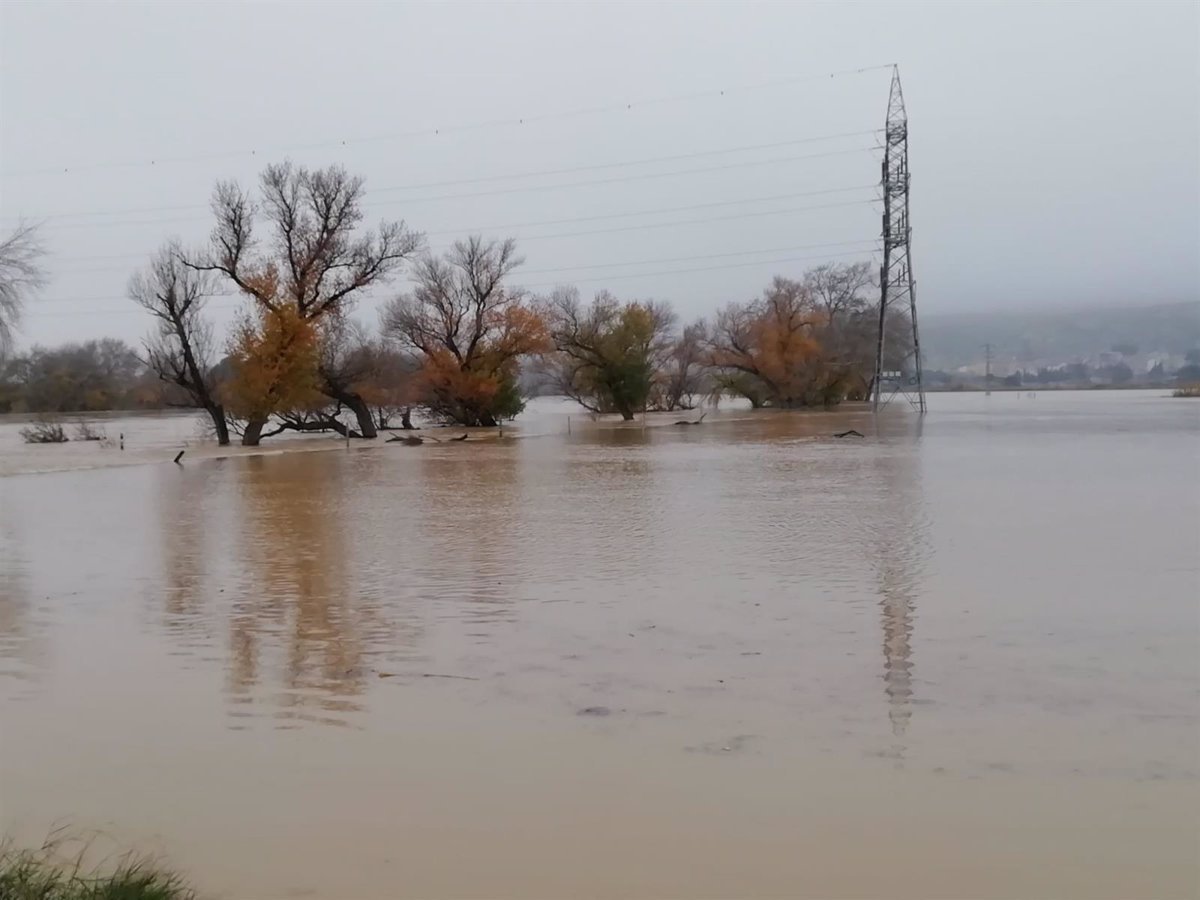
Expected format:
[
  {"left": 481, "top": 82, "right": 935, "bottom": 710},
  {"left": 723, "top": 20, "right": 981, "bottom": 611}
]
[{"left": 0, "top": 845, "right": 195, "bottom": 900}]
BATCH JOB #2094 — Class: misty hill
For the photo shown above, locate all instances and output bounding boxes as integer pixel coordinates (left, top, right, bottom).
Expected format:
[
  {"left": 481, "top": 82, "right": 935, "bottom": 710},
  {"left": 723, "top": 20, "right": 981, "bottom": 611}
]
[{"left": 920, "top": 302, "right": 1200, "bottom": 372}]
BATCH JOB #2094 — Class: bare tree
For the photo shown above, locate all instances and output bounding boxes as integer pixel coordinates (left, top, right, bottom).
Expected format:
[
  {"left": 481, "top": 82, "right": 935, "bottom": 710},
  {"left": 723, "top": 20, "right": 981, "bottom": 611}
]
[
  {"left": 316, "top": 317, "right": 384, "bottom": 438},
  {"left": 383, "top": 236, "right": 549, "bottom": 426},
  {"left": 802, "top": 261, "right": 877, "bottom": 397},
  {"left": 803, "top": 261, "right": 874, "bottom": 330},
  {"left": 130, "top": 243, "right": 230, "bottom": 445},
  {"left": 0, "top": 222, "right": 47, "bottom": 357},
  {"left": 656, "top": 319, "right": 708, "bottom": 412},
  {"left": 184, "top": 162, "right": 423, "bottom": 437},
  {"left": 362, "top": 342, "right": 421, "bottom": 430}
]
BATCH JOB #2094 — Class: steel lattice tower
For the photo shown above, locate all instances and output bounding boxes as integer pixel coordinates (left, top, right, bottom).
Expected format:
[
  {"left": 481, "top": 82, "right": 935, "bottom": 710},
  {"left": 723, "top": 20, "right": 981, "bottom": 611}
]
[{"left": 872, "top": 66, "right": 926, "bottom": 413}]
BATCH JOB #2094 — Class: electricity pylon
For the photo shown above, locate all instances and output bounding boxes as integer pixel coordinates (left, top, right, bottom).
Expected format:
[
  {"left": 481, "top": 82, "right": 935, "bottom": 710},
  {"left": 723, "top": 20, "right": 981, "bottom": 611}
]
[{"left": 872, "top": 65, "right": 926, "bottom": 413}]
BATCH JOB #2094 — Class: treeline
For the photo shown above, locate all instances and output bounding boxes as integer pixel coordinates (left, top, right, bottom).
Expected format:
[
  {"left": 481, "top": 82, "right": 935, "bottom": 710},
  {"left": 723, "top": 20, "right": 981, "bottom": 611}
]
[
  {"left": 0, "top": 338, "right": 165, "bottom": 413},
  {"left": 13, "top": 161, "right": 903, "bottom": 445}
]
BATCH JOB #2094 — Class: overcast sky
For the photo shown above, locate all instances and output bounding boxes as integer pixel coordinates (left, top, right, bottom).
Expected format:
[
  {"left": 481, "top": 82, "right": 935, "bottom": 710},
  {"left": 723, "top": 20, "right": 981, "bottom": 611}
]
[{"left": 1, "top": 0, "right": 1197, "bottom": 348}]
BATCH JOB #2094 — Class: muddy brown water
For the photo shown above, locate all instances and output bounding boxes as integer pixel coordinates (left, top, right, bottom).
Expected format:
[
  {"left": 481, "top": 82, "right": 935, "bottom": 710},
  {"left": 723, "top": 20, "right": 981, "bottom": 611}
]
[{"left": 1, "top": 393, "right": 1197, "bottom": 899}]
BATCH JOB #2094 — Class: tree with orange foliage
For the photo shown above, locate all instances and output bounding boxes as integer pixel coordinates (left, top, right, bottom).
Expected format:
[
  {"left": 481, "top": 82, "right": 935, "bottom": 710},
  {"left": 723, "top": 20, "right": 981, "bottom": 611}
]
[
  {"left": 185, "top": 161, "right": 422, "bottom": 439},
  {"left": 382, "top": 236, "right": 549, "bottom": 426},
  {"left": 709, "top": 276, "right": 855, "bottom": 408},
  {"left": 221, "top": 269, "right": 324, "bottom": 445}
]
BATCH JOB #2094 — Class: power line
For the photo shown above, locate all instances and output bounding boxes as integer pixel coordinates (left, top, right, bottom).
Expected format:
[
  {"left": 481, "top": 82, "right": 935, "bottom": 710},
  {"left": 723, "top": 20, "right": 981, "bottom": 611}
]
[
  {"left": 51, "top": 187, "right": 879, "bottom": 273},
  {"left": 22, "top": 246, "right": 878, "bottom": 317},
  {"left": 1, "top": 129, "right": 878, "bottom": 223},
  {"left": 499, "top": 197, "right": 877, "bottom": 242},
  {"left": 25, "top": 146, "right": 879, "bottom": 233},
  {"left": 372, "top": 134, "right": 875, "bottom": 197},
  {"left": 523, "top": 248, "right": 878, "bottom": 289},
  {"left": 1, "top": 64, "right": 893, "bottom": 179},
  {"left": 61, "top": 238, "right": 878, "bottom": 278},
  {"left": 42, "top": 197, "right": 879, "bottom": 284},
  {"left": 521, "top": 239, "right": 878, "bottom": 275}
]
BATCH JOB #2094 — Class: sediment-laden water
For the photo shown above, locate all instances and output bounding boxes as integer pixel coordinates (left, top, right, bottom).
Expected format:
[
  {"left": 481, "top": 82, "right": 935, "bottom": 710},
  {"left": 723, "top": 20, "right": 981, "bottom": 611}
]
[{"left": 1, "top": 392, "right": 1196, "bottom": 899}]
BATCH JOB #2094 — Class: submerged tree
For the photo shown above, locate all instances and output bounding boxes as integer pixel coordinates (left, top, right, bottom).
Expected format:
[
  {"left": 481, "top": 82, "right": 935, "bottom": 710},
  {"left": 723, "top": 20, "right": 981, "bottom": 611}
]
[
  {"left": 0, "top": 221, "right": 46, "bottom": 358},
  {"left": 130, "top": 242, "right": 230, "bottom": 444},
  {"left": 547, "top": 287, "right": 675, "bottom": 420},
  {"left": 185, "top": 161, "right": 422, "bottom": 438},
  {"left": 382, "top": 236, "right": 549, "bottom": 426}
]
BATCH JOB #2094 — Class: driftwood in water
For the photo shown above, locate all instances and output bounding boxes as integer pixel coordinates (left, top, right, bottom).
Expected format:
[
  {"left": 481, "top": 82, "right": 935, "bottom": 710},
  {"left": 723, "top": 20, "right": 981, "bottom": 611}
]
[
  {"left": 674, "top": 412, "right": 707, "bottom": 426},
  {"left": 834, "top": 429, "right": 864, "bottom": 438},
  {"left": 388, "top": 432, "right": 468, "bottom": 446}
]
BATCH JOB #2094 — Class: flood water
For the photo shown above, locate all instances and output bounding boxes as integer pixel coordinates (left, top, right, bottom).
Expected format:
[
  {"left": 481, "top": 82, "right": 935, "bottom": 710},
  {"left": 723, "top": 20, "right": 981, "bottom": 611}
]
[{"left": 1, "top": 392, "right": 1197, "bottom": 899}]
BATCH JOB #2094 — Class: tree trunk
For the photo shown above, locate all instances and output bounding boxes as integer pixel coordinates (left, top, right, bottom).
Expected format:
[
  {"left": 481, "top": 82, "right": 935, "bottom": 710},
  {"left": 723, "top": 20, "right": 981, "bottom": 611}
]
[
  {"left": 322, "top": 384, "right": 377, "bottom": 438},
  {"left": 343, "top": 393, "right": 377, "bottom": 439},
  {"left": 207, "top": 403, "right": 230, "bottom": 446},
  {"left": 401, "top": 407, "right": 414, "bottom": 430},
  {"left": 242, "top": 418, "right": 265, "bottom": 446}
]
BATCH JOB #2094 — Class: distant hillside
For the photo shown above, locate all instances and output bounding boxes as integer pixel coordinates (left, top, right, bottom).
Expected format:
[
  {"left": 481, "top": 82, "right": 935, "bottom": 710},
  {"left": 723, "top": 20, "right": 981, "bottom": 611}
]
[{"left": 920, "top": 302, "right": 1200, "bottom": 371}]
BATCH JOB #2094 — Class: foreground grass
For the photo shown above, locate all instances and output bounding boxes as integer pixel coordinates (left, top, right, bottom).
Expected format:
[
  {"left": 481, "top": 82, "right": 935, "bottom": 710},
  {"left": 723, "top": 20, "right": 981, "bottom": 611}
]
[{"left": 0, "top": 846, "right": 195, "bottom": 900}]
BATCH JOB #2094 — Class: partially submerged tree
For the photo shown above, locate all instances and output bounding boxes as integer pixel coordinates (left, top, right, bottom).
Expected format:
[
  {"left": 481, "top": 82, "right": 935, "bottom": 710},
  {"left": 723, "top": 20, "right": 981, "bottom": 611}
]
[
  {"left": 708, "top": 276, "right": 850, "bottom": 408},
  {"left": 802, "top": 261, "right": 876, "bottom": 399},
  {"left": 383, "top": 236, "right": 549, "bottom": 426},
  {"left": 130, "top": 242, "right": 230, "bottom": 444},
  {"left": 0, "top": 221, "right": 47, "bottom": 357},
  {"left": 19, "top": 418, "right": 67, "bottom": 444},
  {"left": 349, "top": 337, "right": 421, "bottom": 430},
  {"left": 185, "top": 161, "right": 422, "bottom": 438},
  {"left": 314, "top": 317, "right": 415, "bottom": 437},
  {"left": 222, "top": 291, "right": 324, "bottom": 446},
  {"left": 655, "top": 319, "right": 708, "bottom": 412},
  {"left": 709, "top": 370, "right": 770, "bottom": 408},
  {"left": 547, "top": 287, "right": 674, "bottom": 420}
]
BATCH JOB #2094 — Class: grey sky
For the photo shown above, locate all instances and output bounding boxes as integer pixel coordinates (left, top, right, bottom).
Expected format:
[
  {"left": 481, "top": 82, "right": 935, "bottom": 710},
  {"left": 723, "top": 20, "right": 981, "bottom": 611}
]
[{"left": 1, "top": 0, "right": 1196, "bottom": 348}]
